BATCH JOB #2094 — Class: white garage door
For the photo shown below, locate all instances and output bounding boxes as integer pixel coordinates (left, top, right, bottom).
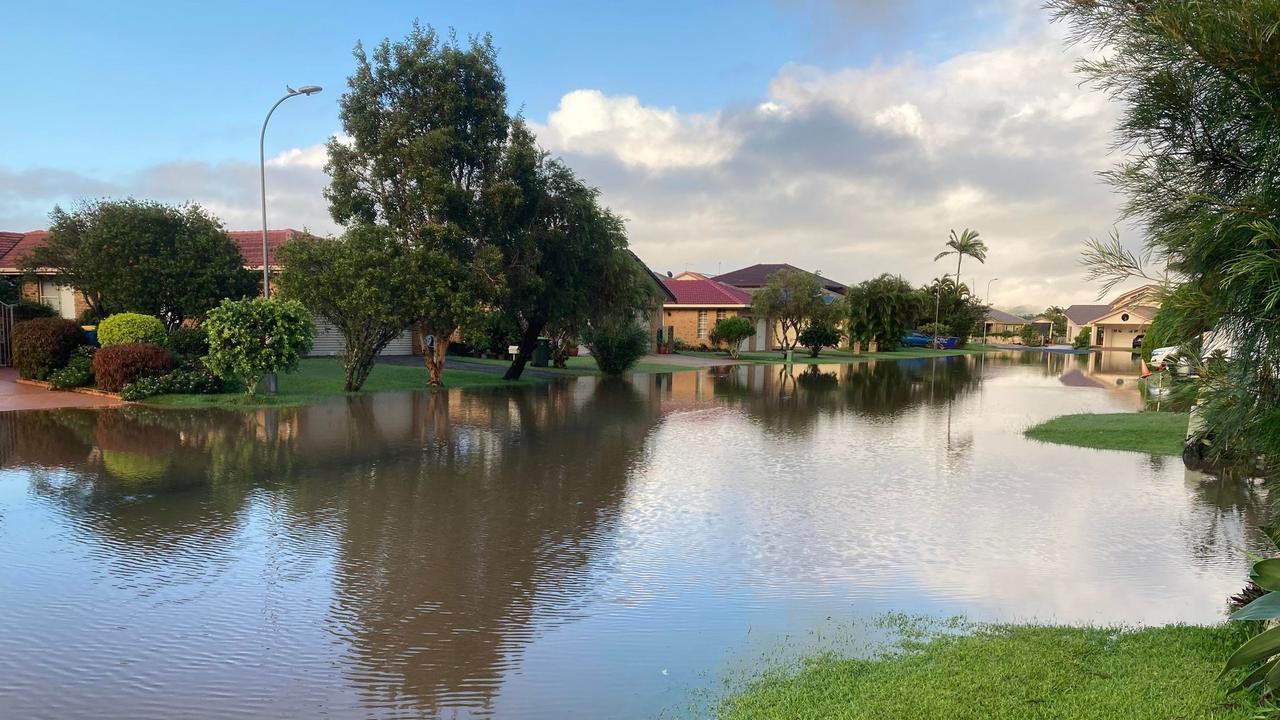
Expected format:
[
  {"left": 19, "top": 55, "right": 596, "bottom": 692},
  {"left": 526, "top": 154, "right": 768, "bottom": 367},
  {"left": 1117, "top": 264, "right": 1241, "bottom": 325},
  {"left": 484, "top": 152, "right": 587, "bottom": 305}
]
[{"left": 309, "top": 318, "right": 415, "bottom": 357}]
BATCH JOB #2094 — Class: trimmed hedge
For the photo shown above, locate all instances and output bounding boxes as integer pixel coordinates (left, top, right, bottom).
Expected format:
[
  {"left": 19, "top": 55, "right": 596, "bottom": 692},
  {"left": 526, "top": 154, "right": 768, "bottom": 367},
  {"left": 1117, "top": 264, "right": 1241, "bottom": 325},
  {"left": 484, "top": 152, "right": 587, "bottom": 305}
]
[
  {"left": 98, "top": 313, "right": 166, "bottom": 347},
  {"left": 12, "top": 317, "right": 83, "bottom": 380},
  {"left": 91, "top": 343, "right": 173, "bottom": 392},
  {"left": 120, "top": 368, "right": 224, "bottom": 401}
]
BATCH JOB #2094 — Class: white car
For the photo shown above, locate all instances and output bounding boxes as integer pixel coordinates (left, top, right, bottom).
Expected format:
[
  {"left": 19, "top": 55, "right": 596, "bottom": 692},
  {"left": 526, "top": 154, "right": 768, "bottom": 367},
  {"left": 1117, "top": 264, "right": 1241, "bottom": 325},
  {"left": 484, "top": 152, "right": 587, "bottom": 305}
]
[{"left": 1149, "top": 345, "right": 1179, "bottom": 370}]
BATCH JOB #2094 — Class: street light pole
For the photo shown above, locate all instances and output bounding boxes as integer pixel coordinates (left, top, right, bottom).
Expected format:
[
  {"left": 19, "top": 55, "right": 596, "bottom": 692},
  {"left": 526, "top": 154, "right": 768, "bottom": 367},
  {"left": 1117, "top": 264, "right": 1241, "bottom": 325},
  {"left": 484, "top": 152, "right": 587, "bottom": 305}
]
[
  {"left": 259, "top": 84, "right": 321, "bottom": 394},
  {"left": 982, "top": 277, "right": 999, "bottom": 347},
  {"left": 932, "top": 273, "right": 947, "bottom": 349}
]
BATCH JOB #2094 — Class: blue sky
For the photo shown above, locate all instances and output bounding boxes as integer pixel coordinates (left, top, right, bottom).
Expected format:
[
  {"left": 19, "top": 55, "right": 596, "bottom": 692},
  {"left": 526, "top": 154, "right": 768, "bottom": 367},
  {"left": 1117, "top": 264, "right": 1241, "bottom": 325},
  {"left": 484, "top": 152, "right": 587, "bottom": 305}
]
[
  {"left": 3, "top": 1, "right": 994, "bottom": 172},
  {"left": 1, "top": 1, "right": 1138, "bottom": 308}
]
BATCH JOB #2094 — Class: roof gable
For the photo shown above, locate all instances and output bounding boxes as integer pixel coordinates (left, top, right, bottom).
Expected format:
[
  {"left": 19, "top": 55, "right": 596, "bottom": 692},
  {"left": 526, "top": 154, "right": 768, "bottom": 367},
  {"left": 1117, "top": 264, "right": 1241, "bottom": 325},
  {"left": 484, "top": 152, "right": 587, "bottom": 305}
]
[
  {"left": 985, "top": 308, "right": 1026, "bottom": 324},
  {"left": 712, "top": 263, "right": 848, "bottom": 293},
  {"left": 1092, "top": 305, "right": 1156, "bottom": 325},
  {"left": 1064, "top": 304, "right": 1111, "bottom": 325}
]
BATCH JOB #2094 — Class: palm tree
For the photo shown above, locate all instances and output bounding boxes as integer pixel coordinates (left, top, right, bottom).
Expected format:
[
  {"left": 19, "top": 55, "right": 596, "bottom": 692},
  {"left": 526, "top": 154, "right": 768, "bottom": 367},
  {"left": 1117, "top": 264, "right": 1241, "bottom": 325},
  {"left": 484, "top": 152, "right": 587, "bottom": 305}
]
[{"left": 934, "top": 228, "right": 988, "bottom": 290}]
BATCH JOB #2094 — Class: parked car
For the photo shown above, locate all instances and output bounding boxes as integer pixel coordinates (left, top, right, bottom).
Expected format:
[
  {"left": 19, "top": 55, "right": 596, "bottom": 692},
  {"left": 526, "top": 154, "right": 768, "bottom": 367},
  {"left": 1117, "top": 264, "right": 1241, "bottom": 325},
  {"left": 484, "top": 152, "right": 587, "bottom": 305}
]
[
  {"left": 939, "top": 336, "right": 960, "bottom": 349},
  {"left": 901, "top": 332, "right": 932, "bottom": 347}
]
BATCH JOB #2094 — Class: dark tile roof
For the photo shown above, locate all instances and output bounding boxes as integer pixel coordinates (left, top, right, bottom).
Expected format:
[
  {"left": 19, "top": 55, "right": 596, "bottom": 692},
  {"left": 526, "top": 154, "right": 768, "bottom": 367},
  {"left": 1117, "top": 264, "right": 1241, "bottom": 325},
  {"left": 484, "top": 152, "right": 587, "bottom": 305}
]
[
  {"left": 1064, "top": 304, "right": 1112, "bottom": 325},
  {"left": 985, "top": 308, "right": 1027, "bottom": 324},
  {"left": 660, "top": 277, "right": 753, "bottom": 306},
  {"left": 712, "top": 263, "right": 848, "bottom": 293}
]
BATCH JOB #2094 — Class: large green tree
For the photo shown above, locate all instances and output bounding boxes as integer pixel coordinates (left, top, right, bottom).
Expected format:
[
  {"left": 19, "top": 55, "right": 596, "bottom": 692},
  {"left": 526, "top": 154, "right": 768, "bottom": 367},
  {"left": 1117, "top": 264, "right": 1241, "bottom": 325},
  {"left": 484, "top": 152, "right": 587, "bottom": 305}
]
[
  {"left": 325, "top": 24, "right": 508, "bottom": 386},
  {"left": 751, "top": 269, "right": 828, "bottom": 351},
  {"left": 1050, "top": 0, "right": 1280, "bottom": 468},
  {"left": 277, "top": 225, "right": 419, "bottom": 391},
  {"left": 483, "top": 121, "right": 646, "bottom": 380},
  {"left": 846, "top": 274, "right": 920, "bottom": 352},
  {"left": 21, "top": 200, "right": 256, "bottom": 328}
]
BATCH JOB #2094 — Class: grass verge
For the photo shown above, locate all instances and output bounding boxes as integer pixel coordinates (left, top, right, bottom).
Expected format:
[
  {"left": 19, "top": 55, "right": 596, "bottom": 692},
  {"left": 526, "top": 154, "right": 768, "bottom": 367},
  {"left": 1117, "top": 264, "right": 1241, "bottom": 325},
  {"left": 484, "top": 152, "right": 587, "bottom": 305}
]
[
  {"left": 455, "top": 356, "right": 692, "bottom": 375},
  {"left": 720, "top": 623, "right": 1257, "bottom": 720},
  {"left": 143, "top": 358, "right": 536, "bottom": 409},
  {"left": 1024, "top": 412, "right": 1189, "bottom": 456}
]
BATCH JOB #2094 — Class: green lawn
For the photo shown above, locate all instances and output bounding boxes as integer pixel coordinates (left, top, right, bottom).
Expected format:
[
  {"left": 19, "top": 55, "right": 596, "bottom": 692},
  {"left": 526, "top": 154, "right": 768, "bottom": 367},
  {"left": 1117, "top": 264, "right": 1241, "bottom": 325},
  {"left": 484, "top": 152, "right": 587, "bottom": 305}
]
[
  {"left": 680, "top": 346, "right": 993, "bottom": 365},
  {"left": 720, "top": 623, "right": 1257, "bottom": 720},
  {"left": 144, "top": 358, "right": 534, "bottom": 408},
  {"left": 1024, "top": 412, "right": 1189, "bottom": 456}
]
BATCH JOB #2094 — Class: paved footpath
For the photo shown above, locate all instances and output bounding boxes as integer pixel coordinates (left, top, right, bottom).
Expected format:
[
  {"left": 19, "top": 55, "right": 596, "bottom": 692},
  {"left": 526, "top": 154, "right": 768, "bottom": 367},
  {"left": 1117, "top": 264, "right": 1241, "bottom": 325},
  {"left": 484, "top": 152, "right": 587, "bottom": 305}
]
[{"left": 0, "top": 367, "right": 121, "bottom": 412}]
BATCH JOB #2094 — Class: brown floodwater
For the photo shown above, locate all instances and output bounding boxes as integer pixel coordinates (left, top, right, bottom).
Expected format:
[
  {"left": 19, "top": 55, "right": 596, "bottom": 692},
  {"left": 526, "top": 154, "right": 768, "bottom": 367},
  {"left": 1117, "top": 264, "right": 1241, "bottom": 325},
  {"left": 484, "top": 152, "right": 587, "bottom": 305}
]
[{"left": 0, "top": 351, "right": 1267, "bottom": 718}]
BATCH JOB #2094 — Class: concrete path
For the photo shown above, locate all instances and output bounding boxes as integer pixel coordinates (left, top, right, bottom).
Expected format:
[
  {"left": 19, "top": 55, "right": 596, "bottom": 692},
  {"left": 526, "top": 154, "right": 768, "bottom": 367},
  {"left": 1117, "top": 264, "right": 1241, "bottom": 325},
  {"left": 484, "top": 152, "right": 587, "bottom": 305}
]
[{"left": 0, "top": 368, "right": 122, "bottom": 412}]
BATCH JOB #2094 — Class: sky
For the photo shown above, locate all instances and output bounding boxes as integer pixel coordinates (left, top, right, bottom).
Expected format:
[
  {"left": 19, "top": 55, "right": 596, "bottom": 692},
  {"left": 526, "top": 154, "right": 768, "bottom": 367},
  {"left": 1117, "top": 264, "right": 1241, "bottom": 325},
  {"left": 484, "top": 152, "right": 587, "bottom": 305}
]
[{"left": 0, "top": 0, "right": 1138, "bottom": 311}]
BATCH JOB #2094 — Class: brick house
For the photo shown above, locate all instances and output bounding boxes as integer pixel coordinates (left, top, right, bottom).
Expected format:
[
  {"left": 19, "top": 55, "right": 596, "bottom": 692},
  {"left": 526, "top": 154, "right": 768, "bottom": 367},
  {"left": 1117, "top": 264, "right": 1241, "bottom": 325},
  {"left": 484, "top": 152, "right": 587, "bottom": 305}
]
[{"left": 658, "top": 276, "right": 759, "bottom": 351}]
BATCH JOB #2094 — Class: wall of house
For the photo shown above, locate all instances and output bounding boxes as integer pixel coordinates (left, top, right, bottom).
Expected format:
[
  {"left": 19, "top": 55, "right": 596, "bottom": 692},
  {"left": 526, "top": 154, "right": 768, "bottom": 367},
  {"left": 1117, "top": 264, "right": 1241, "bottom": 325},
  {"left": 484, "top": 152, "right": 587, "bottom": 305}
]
[
  {"left": 19, "top": 277, "right": 89, "bottom": 321},
  {"left": 662, "top": 307, "right": 748, "bottom": 348}
]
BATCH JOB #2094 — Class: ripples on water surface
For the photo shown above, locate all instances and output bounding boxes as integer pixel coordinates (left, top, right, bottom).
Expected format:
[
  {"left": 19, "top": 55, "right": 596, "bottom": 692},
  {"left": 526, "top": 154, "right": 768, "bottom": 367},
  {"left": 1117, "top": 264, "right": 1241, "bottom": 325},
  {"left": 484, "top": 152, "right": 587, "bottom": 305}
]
[{"left": 0, "top": 351, "right": 1268, "bottom": 718}]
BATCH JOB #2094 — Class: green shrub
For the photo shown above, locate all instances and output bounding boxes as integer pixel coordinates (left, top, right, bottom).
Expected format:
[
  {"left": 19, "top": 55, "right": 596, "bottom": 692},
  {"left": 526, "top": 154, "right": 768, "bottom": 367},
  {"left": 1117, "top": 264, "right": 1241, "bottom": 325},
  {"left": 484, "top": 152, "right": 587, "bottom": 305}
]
[
  {"left": 166, "top": 326, "right": 209, "bottom": 363},
  {"left": 203, "top": 297, "right": 314, "bottom": 394},
  {"left": 91, "top": 343, "right": 173, "bottom": 392},
  {"left": 1019, "top": 324, "right": 1043, "bottom": 347},
  {"left": 709, "top": 316, "right": 756, "bottom": 358},
  {"left": 98, "top": 312, "right": 167, "bottom": 347},
  {"left": 11, "top": 317, "right": 83, "bottom": 380},
  {"left": 1073, "top": 327, "right": 1092, "bottom": 349},
  {"left": 583, "top": 318, "right": 648, "bottom": 375},
  {"left": 120, "top": 368, "right": 224, "bottom": 401},
  {"left": 14, "top": 300, "right": 58, "bottom": 322},
  {"left": 47, "top": 347, "right": 96, "bottom": 389},
  {"left": 798, "top": 321, "right": 842, "bottom": 358}
]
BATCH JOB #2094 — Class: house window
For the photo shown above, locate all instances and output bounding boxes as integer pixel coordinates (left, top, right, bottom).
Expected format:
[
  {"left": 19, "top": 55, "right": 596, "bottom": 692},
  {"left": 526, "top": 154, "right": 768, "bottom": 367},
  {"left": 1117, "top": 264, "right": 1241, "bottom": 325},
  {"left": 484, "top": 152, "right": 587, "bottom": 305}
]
[
  {"left": 697, "top": 310, "right": 708, "bottom": 339},
  {"left": 716, "top": 309, "right": 727, "bottom": 323}
]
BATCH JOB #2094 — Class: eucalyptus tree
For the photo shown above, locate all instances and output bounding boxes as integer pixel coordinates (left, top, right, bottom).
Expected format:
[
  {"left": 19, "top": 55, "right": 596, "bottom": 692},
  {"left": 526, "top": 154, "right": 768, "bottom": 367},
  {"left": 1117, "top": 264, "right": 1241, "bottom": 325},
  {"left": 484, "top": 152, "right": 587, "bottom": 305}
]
[
  {"left": 326, "top": 23, "right": 509, "bottom": 386},
  {"left": 751, "top": 270, "right": 827, "bottom": 351},
  {"left": 933, "top": 228, "right": 987, "bottom": 291}
]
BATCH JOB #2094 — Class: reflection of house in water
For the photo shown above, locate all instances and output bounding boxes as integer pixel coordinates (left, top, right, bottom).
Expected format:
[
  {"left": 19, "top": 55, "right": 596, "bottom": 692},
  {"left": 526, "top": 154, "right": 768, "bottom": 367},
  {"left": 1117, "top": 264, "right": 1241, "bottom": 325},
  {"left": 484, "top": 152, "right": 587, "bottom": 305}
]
[{"left": 1051, "top": 351, "right": 1144, "bottom": 409}]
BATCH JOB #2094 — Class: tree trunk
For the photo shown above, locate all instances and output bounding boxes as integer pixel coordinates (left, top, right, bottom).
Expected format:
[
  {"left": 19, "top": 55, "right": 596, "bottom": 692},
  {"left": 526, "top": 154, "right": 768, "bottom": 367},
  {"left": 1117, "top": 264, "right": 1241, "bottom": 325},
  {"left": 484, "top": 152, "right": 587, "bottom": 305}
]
[
  {"left": 419, "top": 325, "right": 452, "bottom": 386},
  {"left": 955, "top": 255, "right": 963, "bottom": 292},
  {"left": 504, "top": 318, "right": 546, "bottom": 381},
  {"left": 344, "top": 347, "right": 377, "bottom": 392}
]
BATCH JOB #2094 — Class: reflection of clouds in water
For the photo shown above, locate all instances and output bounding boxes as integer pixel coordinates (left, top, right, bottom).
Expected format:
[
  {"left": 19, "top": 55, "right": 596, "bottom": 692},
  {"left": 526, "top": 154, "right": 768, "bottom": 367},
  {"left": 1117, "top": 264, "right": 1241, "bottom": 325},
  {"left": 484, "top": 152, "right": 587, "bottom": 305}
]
[{"left": 614, "top": 355, "right": 1258, "bottom": 626}]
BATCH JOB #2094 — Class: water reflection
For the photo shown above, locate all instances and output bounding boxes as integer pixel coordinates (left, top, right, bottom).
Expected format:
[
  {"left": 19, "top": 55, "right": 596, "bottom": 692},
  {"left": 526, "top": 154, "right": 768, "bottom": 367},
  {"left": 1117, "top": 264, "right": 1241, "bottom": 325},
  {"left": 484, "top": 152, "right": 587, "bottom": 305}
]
[{"left": 0, "top": 351, "right": 1265, "bottom": 719}]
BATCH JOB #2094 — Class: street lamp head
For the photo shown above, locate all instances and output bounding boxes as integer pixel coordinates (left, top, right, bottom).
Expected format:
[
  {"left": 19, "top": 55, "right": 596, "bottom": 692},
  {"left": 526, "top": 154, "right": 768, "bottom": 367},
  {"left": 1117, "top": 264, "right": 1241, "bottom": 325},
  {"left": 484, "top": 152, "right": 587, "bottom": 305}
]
[{"left": 296, "top": 85, "right": 323, "bottom": 95}]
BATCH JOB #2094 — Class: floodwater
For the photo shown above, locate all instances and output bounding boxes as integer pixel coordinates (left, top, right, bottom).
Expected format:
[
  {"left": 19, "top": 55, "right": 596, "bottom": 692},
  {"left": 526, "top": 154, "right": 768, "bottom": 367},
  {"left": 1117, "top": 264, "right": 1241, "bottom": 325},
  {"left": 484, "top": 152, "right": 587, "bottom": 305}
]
[{"left": 0, "top": 351, "right": 1266, "bottom": 719}]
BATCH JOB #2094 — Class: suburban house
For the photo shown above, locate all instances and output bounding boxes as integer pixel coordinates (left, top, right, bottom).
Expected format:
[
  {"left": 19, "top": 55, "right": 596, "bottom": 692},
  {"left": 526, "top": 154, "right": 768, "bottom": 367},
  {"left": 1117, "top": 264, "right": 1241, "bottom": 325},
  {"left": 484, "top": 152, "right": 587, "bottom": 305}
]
[
  {"left": 711, "top": 263, "right": 848, "bottom": 350},
  {"left": 658, "top": 275, "right": 759, "bottom": 350},
  {"left": 1064, "top": 284, "right": 1161, "bottom": 349},
  {"left": 982, "top": 309, "right": 1055, "bottom": 343},
  {"left": 0, "top": 227, "right": 418, "bottom": 357}
]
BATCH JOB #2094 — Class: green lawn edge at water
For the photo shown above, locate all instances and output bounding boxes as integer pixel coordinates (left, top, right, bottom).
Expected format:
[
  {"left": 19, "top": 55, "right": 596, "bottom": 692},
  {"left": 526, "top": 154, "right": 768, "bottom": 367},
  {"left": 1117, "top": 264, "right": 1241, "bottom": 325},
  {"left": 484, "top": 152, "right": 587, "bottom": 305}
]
[
  {"left": 1024, "top": 412, "right": 1189, "bottom": 456},
  {"left": 719, "top": 623, "right": 1257, "bottom": 720},
  {"left": 143, "top": 358, "right": 537, "bottom": 409},
  {"left": 680, "top": 346, "right": 995, "bottom": 365},
  {"left": 142, "top": 355, "right": 696, "bottom": 409}
]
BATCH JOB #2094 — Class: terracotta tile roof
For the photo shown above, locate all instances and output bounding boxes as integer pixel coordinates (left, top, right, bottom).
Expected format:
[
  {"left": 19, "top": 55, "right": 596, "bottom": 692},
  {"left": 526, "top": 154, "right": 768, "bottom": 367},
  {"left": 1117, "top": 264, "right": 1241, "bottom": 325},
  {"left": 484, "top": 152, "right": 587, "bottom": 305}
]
[
  {"left": 0, "top": 228, "right": 301, "bottom": 271},
  {"left": 1064, "top": 304, "right": 1111, "bottom": 325},
  {"left": 713, "top": 263, "right": 848, "bottom": 293},
  {"left": 660, "top": 277, "right": 753, "bottom": 306}
]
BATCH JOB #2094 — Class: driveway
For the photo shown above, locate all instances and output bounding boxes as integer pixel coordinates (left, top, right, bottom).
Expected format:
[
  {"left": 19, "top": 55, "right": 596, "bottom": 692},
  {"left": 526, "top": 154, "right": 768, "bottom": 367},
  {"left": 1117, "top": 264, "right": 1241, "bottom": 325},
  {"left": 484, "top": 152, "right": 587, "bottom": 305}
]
[{"left": 0, "top": 368, "right": 122, "bottom": 411}]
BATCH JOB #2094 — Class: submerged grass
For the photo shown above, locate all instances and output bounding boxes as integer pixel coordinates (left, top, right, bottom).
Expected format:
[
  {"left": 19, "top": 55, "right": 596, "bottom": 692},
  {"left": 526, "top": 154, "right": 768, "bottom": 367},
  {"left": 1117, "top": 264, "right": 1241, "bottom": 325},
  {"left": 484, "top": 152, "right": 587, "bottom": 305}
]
[
  {"left": 1024, "top": 412, "right": 1189, "bottom": 456},
  {"left": 719, "top": 623, "right": 1258, "bottom": 720}
]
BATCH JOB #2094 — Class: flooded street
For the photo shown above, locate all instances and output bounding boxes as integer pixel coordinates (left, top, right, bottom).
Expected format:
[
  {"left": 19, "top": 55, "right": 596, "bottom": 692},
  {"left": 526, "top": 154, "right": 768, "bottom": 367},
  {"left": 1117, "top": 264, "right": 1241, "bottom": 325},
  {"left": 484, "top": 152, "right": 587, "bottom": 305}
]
[{"left": 0, "top": 351, "right": 1265, "bottom": 718}]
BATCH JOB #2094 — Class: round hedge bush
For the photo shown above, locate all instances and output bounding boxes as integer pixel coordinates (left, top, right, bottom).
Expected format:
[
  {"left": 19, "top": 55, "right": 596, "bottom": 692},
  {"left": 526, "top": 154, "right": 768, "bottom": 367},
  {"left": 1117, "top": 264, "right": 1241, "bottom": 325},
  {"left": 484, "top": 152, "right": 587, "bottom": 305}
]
[
  {"left": 11, "top": 317, "right": 83, "bottom": 380},
  {"left": 98, "top": 313, "right": 166, "bottom": 347},
  {"left": 90, "top": 342, "right": 173, "bottom": 392}
]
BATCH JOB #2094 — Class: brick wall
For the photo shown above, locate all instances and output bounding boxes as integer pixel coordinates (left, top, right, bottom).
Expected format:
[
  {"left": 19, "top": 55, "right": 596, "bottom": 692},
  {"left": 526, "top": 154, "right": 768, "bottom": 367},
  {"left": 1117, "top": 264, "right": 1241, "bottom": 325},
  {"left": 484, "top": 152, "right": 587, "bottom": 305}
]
[{"left": 663, "top": 307, "right": 748, "bottom": 348}]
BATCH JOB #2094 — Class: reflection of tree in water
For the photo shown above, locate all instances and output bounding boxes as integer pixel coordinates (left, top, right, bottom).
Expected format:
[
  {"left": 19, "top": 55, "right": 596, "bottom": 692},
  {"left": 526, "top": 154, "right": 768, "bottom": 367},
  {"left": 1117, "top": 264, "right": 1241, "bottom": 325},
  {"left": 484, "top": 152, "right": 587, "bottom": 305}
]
[
  {"left": 1182, "top": 470, "right": 1272, "bottom": 564},
  {"left": 328, "top": 379, "right": 660, "bottom": 717}
]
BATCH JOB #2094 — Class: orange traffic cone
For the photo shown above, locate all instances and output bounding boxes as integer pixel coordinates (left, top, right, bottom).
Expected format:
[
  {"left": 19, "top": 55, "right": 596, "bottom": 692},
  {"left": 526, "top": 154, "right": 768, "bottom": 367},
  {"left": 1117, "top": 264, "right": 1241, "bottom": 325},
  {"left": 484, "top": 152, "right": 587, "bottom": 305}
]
[{"left": 1140, "top": 358, "right": 1152, "bottom": 378}]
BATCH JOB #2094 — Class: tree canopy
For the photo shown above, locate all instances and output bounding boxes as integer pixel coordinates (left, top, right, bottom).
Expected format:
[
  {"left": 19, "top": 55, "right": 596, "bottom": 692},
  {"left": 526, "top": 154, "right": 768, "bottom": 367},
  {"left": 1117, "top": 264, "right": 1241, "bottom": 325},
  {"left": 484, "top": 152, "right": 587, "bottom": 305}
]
[
  {"left": 21, "top": 200, "right": 257, "bottom": 328},
  {"left": 846, "top": 274, "right": 920, "bottom": 352},
  {"left": 751, "top": 270, "right": 829, "bottom": 351},
  {"left": 326, "top": 24, "right": 508, "bottom": 385}
]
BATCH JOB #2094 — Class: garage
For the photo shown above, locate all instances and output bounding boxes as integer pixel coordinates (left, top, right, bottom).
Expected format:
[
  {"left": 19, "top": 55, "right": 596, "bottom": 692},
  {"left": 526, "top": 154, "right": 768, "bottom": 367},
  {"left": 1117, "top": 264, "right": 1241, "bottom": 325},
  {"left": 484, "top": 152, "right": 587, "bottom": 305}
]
[{"left": 309, "top": 317, "right": 416, "bottom": 357}]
